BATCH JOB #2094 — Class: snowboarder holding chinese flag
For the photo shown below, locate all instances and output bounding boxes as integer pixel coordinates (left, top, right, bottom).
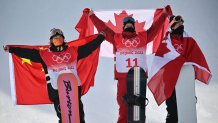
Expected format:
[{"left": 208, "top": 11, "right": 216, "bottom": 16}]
[
  {"left": 86, "top": 6, "right": 172, "bottom": 123},
  {"left": 4, "top": 28, "right": 105, "bottom": 123}
]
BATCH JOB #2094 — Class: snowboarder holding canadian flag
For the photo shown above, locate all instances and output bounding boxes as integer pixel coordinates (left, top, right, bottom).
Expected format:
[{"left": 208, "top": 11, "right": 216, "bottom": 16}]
[
  {"left": 86, "top": 6, "right": 172, "bottom": 123},
  {"left": 148, "top": 15, "right": 212, "bottom": 123},
  {"left": 4, "top": 28, "right": 105, "bottom": 123}
]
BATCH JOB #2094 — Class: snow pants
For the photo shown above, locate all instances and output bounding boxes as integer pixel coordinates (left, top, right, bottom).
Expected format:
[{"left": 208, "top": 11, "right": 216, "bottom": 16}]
[{"left": 117, "top": 78, "right": 128, "bottom": 123}]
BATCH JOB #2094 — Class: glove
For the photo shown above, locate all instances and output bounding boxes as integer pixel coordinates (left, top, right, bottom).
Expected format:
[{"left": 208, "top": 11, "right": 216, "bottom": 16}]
[
  {"left": 3, "top": 45, "right": 9, "bottom": 52},
  {"left": 99, "top": 31, "right": 106, "bottom": 37},
  {"left": 83, "top": 8, "right": 90, "bottom": 14},
  {"left": 165, "top": 5, "right": 173, "bottom": 16}
]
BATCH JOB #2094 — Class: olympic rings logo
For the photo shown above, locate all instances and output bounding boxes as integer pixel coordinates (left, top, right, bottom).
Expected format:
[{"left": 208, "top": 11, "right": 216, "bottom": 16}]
[
  {"left": 173, "top": 44, "right": 183, "bottom": 53},
  {"left": 52, "top": 53, "right": 71, "bottom": 64},
  {"left": 122, "top": 37, "right": 140, "bottom": 47}
]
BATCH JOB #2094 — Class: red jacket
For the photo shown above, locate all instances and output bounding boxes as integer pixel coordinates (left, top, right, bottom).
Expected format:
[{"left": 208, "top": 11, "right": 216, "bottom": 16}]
[{"left": 90, "top": 12, "right": 168, "bottom": 79}]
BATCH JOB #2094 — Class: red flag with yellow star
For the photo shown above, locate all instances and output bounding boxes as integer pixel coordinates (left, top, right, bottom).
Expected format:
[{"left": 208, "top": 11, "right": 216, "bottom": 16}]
[
  {"left": 9, "top": 45, "right": 51, "bottom": 105},
  {"left": 8, "top": 34, "right": 100, "bottom": 105}
]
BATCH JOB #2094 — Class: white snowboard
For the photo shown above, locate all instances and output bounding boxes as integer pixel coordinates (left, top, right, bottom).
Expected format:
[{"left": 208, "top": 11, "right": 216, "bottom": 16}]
[{"left": 175, "top": 65, "right": 197, "bottom": 123}]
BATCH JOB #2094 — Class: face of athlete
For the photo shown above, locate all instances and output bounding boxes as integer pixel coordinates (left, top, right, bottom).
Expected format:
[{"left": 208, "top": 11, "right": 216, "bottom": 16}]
[
  {"left": 123, "top": 23, "right": 135, "bottom": 32},
  {"left": 124, "top": 23, "right": 134, "bottom": 30},
  {"left": 51, "top": 35, "right": 64, "bottom": 46}
]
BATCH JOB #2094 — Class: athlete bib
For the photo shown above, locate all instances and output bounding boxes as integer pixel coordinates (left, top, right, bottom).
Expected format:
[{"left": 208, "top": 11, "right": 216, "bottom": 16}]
[
  {"left": 40, "top": 47, "right": 81, "bottom": 89},
  {"left": 115, "top": 47, "right": 147, "bottom": 73}
]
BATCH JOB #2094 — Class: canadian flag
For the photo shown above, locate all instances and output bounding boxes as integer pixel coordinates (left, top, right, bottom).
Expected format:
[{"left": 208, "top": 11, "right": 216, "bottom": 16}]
[
  {"left": 75, "top": 6, "right": 172, "bottom": 57},
  {"left": 148, "top": 32, "right": 212, "bottom": 106}
]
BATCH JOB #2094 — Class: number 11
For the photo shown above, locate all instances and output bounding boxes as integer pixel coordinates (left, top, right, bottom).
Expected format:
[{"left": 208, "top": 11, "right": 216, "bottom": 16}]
[{"left": 126, "top": 58, "right": 138, "bottom": 68}]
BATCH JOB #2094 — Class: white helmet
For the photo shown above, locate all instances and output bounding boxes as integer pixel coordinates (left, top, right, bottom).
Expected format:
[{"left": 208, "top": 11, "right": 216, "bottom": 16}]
[{"left": 50, "top": 28, "right": 65, "bottom": 39}]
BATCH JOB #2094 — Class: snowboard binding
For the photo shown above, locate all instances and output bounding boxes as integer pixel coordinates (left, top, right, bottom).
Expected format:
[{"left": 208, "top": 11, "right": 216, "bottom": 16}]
[{"left": 123, "top": 95, "right": 149, "bottom": 107}]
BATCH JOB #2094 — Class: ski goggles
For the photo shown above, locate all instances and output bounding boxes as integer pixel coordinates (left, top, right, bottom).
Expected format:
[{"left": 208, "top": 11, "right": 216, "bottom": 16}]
[
  {"left": 52, "top": 35, "right": 64, "bottom": 40},
  {"left": 123, "top": 16, "right": 135, "bottom": 24},
  {"left": 173, "top": 16, "right": 184, "bottom": 23}
]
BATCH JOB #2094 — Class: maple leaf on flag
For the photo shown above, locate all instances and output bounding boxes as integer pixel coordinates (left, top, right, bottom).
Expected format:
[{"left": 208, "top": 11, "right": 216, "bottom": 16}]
[
  {"left": 156, "top": 42, "right": 171, "bottom": 57},
  {"left": 105, "top": 10, "right": 146, "bottom": 33}
]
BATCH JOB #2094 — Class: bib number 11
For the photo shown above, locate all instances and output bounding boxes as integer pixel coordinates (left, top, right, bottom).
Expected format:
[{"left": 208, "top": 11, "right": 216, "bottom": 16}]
[{"left": 126, "top": 58, "right": 138, "bottom": 68}]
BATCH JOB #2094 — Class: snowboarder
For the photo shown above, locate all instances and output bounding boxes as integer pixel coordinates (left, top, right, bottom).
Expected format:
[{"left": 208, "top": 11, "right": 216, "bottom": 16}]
[
  {"left": 86, "top": 6, "right": 171, "bottom": 123},
  {"left": 4, "top": 28, "right": 105, "bottom": 123},
  {"left": 164, "top": 15, "right": 184, "bottom": 123}
]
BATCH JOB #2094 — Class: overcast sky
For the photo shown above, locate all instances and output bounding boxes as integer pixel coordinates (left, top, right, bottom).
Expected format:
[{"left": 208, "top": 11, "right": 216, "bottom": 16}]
[{"left": 0, "top": 0, "right": 218, "bottom": 123}]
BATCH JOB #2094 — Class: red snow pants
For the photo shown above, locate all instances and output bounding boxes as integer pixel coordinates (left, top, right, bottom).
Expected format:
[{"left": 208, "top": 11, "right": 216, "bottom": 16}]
[{"left": 117, "top": 78, "right": 127, "bottom": 123}]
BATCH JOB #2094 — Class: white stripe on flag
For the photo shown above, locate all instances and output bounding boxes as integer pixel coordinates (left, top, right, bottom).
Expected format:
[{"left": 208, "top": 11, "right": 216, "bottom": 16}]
[
  {"left": 148, "top": 34, "right": 180, "bottom": 81},
  {"left": 95, "top": 9, "right": 155, "bottom": 30},
  {"left": 9, "top": 54, "right": 17, "bottom": 105}
]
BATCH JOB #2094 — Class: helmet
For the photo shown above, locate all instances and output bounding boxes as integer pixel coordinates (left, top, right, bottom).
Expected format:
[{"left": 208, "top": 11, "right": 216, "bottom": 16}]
[
  {"left": 123, "top": 16, "right": 135, "bottom": 26},
  {"left": 50, "top": 28, "right": 65, "bottom": 39},
  {"left": 170, "top": 15, "right": 184, "bottom": 23}
]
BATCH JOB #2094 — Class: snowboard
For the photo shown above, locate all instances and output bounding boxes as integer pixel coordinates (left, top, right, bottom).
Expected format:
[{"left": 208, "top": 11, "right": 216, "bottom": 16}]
[
  {"left": 175, "top": 65, "right": 197, "bottom": 123},
  {"left": 57, "top": 73, "right": 80, "bottom": 123},
  {"left": 125, "top": 67, "right": 147, "bottom": 123}
]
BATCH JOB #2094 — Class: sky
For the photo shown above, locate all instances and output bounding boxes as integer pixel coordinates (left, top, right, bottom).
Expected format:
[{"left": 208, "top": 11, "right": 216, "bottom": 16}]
[{"left": 0, "top": 0, "right": 218, "bottom": 123}]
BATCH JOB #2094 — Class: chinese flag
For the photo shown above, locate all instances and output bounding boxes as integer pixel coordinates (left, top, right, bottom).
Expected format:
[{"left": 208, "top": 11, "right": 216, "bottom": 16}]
[{"left": 9, "top": 34, "right": 100, "bottom": 105}]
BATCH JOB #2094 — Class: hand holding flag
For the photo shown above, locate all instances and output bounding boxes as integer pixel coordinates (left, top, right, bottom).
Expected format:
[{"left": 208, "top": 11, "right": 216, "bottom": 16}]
[{"left": 3, "top": 45, "right": 9, "bottom": 52}]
